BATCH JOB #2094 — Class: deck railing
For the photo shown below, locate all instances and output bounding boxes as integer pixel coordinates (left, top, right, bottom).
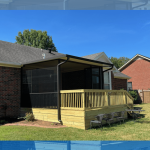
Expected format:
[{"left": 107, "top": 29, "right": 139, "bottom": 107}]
[{"left": 60, "top": 89, "right": 134, "bottom": 109}]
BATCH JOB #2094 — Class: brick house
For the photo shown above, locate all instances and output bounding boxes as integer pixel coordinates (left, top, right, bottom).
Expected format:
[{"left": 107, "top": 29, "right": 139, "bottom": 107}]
[
  {"left": 0, "top": 40, "right": 130, "bottom": 120},
  {"left": 118, "top": 54, "right": 150, "bottom": 91}
]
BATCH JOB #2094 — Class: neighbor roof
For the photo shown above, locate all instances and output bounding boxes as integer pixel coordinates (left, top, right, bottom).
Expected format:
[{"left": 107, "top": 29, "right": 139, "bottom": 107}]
[
  {"left": 118, "top": 54, "right": 150, "bottom": 71},
  {"left": 0, "top": 40, "right": 64, "bottom": 64}
]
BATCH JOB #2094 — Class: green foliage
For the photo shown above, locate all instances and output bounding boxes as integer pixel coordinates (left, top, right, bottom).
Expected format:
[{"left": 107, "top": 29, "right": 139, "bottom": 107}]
[
  {"left": 129, "top": 90, "right": 138, "bottom": 101},
  {"left": 15, "top": 29, "right": 57, "bottom": 52},
  {"left": 109, "top": 57, "right": 130, "bottom": 69},
  {"left": 0, "top": 120, "right": 8, "bottom": 124},
  {"left": 24, "top": 113, "right": 35, "bottom": 122}
]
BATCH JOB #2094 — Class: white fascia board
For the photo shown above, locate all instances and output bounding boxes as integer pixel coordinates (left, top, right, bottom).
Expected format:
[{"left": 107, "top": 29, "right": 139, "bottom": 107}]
[{"left": 118, "top": 54, "right": 140, "bottom": 71}]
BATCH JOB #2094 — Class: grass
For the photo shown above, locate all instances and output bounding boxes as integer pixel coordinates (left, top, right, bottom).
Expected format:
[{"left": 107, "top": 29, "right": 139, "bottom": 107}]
[{"left": 0, "top": 103, "right": 150, "bottom": 140}]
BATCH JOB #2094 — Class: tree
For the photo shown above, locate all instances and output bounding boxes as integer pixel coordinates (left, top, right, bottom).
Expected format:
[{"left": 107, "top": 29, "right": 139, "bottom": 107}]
[
  {"left": 15, "top": 29, "right": 57, "bottom": 52},
  {"left": 109, "top": 57, "right": 130, "bottom": 69}
]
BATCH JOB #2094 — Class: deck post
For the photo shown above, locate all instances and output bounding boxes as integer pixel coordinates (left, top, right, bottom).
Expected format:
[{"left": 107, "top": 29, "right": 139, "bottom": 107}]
[
  {"left": 105, "top": 92, "right": 108, "bottom": 106},
  {"left": 123, "top": 92, "right": 126, "bottom": 104}
]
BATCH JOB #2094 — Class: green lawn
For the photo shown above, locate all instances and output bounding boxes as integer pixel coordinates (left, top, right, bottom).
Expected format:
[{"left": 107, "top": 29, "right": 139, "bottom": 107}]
[{"left": 0, "top": 103, "right": 150, "bottom": 140}]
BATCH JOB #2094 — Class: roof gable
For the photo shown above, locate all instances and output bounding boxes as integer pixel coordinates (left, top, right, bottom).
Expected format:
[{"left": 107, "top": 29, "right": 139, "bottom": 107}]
[
  {"left": 118, "top": 54, "right": 150, "bottom": 71},
  {"left": 82, "top": 52, "right": 119, "bottom": 72},
  {"left": 82, "top": 52, "right": 103, "bottom": 60}
]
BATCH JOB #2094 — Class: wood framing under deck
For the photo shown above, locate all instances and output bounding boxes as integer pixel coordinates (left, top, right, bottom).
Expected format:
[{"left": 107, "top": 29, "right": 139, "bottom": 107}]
[{"left": 20, "top": 108, "right": 59, "bottom": 123}]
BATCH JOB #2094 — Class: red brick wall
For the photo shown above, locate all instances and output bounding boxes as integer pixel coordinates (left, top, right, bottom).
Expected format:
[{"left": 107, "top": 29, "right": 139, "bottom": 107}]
[
  {"left": 121, "top": 59, "right": 150, "bottom": 90},
  {"left": 111, "top": 72, "right": 127, "bottom": 90},
  {"left": 0, "top": 66, "right": 21, "bottom": 118}
]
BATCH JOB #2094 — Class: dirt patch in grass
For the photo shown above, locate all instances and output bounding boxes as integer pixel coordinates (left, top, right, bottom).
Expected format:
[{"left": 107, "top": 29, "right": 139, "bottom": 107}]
[{"left": 1, "top": 118, "right": 66, "bottom": 128}]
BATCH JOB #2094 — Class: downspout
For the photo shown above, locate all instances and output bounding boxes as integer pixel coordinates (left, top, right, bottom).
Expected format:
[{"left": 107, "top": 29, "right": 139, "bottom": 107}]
[
  {"left": 57, "top": 56, "right": 70, "bottom": 123},
  {"left": 132, "top": 0, "right": 148, "bottom": 9}
]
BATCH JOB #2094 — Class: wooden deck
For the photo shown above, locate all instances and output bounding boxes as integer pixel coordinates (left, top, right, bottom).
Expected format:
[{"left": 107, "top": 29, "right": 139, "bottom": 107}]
[
  {"left": 60, "top": 89, "right": 134, "bottom": 130},
  {"left": 20, "top": 89, "right": 134, "bottom": 130}
]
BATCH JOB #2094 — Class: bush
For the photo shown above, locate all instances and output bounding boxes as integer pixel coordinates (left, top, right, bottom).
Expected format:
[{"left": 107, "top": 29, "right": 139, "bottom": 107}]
[
  {"left": 24, "top": 113, "right": 35, "bottom": 122},
  {"left": 0, "top": 120, "right": 8, "bottom": 124},
  {"left": 129, "top": 90, "right": 138, "bottom": 101}
]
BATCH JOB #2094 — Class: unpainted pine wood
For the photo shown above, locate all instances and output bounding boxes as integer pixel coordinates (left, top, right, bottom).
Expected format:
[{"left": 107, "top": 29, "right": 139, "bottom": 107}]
[
  {"left": 61, "top": 107, "right": 84, "bottom": 111},
  {"left": 89, "top": 92, "right": 91, "bottom": 108},
  {"left": 73, "top": 93, "right": 75, "bottom": 107},
  {"left": 95, "top": 92, "right": 97, "bottom": 107},
  {"left": 61, "top": 94, "right": 63, "bottom": 107},
  {"left": 97, "top": 92, "right": 100, "bottom": 107},
  {"left": 75, "top": 93, "right": 77, "bottom": 107},
  {"left": 69, "top": 93, "right": 71, "bottom": 107},
  {"left": 82, "top": 92, "right": 85, "bottom": 109},
  {"left": 88, "top": 92, "right": 90, "bottom": 108},
  {"left": 77, "top": 93, "right": 79, "bottom": 108},
  {"left": 65, "top": 93, "right": 68, "bottom": 107},
  {"left": 81, "top": 93, "right": 83, "bottom": 108},
  {"left": 92, "top": 92, "right": 94, "bottom": 107},
  {"left": 60, "top": 89, "right": 84, "bottom": 93},
  {"left": 85, "top": 92, "right": 88, "bottom": 108},
  {"left": 71, "top": 93, "right": 72, "bottom": 107},
  {"left": 79, "top": 93, "right": 81, "bottom": 108}
]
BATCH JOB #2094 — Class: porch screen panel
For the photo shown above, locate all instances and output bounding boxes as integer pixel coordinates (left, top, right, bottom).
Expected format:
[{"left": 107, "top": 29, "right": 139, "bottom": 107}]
[
  {"left": 85, "top": 68, "right": 92, "bottom": 89},
  {"left": 21, "top": 67, "right": 57, "bottom": 108}
]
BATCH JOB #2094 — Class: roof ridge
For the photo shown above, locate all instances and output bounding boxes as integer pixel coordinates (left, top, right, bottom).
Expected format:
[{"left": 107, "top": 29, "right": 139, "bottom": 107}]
[
  {"left": 118, "top": 53, "right": 150, "bottom": 71},
  {"left": 0, "top": 40, "right": 58, "bottom": 53},
  {"left": 82, "top": 52, "right": 103, "bottom": 57}
]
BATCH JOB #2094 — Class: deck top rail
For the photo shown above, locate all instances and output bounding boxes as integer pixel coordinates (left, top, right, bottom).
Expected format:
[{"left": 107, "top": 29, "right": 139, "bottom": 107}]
[{"left": 60, "top": 89, "right": 134, "bottom": 109}]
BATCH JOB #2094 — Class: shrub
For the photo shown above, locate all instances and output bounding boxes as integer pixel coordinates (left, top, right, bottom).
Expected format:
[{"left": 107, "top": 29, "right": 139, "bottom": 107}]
[
  {"left": 129, "top": 90, "right": 138, "bottom": 101},
  {"left": 0, "top": 120, "right": 8, "bottom": 124},
  {"left": 24, "top": 113, "right": 35, "bottom": 122}
]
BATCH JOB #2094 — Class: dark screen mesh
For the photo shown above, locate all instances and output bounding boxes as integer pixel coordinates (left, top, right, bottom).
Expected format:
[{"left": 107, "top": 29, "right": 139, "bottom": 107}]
[
  {"left": 21, "top": 67, "right": 57, "bottom": 108},
  {"left": 85, "top": 68, "right": 92, "bottom": 89}
]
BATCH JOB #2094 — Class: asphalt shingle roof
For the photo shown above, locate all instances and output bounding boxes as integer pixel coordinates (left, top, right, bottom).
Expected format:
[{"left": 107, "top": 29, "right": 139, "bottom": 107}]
[
  {"left": 82, "top": 52, "right": 102, "bottom": 60},
  {"left": 113, "top": 72, "right": 131, "bottom": 79},
  {"left": 0, "top": 40, "right": 64, "bottom": 64},
  {"left": 82, "top": 51, "right": 131, "bottom": 79}
]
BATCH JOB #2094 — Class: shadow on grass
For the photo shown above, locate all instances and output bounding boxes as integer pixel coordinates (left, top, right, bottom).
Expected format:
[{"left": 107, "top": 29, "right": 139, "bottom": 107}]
[{"left": 89, "top": 114, "right": 147, "bottom": 130}]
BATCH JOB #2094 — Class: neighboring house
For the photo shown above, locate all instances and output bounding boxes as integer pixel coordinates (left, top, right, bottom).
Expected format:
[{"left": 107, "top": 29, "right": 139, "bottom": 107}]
[
  {"left": 118, "top": 54, "right": 150, "bottom": 91},
  {"left": 0, "top": 40, "right": 133, "bottom": 130},
  {"left": 82, "top": 52, "right": 131, "bottom": 90}
]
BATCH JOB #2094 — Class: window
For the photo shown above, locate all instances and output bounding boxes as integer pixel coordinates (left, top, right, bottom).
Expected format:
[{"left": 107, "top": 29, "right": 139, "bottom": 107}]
[
  {"left": 127, "top": 82, "right": 132, "bottom": 91},
  {"left": 104, "top": 71, "right": 111, "bottom": 89},
  {"left": 92, "top": 68, "right": 100, "bottom": 89}
]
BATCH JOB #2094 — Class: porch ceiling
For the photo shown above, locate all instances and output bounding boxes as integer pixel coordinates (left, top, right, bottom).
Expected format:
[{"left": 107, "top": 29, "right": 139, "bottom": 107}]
[
  {"left": 23, "top": 54, "right": 113, "bottom": 71},
  {"left": 61, "top": 55, "right": 113, "bottom": 71}
]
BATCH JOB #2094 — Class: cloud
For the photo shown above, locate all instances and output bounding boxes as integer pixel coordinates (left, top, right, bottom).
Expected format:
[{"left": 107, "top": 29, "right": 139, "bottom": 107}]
[
  {"left": 142, "top": 21, "right": 150, "bottom": 28},
  {"left": 111, "top": 29, "right": 136, "bottom": 34}
]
